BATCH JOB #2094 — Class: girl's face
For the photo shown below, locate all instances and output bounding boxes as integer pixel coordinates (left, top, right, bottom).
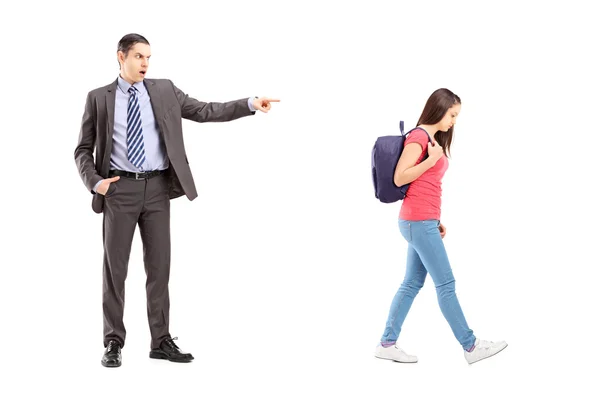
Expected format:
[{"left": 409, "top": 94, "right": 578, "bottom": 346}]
[{"left": 441, "top": 103, "right": 461, "bottom": 131}]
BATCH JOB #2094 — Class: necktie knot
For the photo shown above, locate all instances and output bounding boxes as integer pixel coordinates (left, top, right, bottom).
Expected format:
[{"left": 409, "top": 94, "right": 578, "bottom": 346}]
[{"left": 128, "top": 86, "right": 137, "bottom": 96}]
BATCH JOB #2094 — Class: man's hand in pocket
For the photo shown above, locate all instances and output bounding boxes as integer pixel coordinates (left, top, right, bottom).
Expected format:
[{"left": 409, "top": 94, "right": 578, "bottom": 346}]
[{"left": 97, "top": 176, "right": 120, "bottom": 196}]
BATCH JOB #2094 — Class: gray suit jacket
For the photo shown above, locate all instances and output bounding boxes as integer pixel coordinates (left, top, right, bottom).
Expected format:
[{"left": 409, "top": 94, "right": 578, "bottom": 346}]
[{"left": 75, "top": 78, "right": 255, "bottom": 213}]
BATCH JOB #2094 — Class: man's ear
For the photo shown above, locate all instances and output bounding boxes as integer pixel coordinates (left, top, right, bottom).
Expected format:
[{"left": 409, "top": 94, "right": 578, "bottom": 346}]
[{"left": 117, "top": 51, "right": 125, "bottom": 67}]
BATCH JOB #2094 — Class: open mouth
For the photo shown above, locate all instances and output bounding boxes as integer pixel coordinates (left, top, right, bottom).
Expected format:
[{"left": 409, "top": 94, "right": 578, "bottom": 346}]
[{"left": 139, "top": 70, "right": 146, "bottom": 76}]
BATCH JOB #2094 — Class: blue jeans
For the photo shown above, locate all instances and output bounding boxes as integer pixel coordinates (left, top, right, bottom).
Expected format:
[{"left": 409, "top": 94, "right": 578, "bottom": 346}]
[{"left": 380, "top": 219, "right": 476, "bottom": 350}]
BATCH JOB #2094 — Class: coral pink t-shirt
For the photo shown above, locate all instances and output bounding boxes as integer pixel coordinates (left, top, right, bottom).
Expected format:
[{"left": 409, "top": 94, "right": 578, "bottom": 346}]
[{"left": 399, "top": 128, "right": 449, "bottom": 221}]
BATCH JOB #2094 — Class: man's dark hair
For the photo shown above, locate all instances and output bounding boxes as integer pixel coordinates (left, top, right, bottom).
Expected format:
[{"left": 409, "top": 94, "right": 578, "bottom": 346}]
[{"left": 117, "top": 33, "right": 150, "bottom": 68}]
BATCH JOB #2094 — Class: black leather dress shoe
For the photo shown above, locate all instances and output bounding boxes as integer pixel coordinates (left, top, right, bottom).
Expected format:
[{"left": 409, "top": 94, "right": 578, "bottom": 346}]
[
  {"left": 149, "top": 337, "right": 194, "bottom": 363},
  {"left": 101, "top": 340, "right": 122, "bottom": 367}
]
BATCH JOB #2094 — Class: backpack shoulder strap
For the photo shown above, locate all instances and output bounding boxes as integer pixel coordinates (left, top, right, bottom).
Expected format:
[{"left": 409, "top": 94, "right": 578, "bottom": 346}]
[{"left": 405, "top": 126, "right": 433, "bottom": 143}]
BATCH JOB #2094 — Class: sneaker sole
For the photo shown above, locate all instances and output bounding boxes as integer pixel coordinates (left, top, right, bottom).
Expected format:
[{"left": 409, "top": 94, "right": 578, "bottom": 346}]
[
  {"left": 374, "top": 355, "right": 418, "bottom": 363},
  {"left": 467, "top": 343, "right": 508, "bottom": 365}
]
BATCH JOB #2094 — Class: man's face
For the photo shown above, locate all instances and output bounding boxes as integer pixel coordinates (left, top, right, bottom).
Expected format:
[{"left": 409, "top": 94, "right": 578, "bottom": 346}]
[{"left": 118, "top": 42, "right": 151, "bottom": 84}]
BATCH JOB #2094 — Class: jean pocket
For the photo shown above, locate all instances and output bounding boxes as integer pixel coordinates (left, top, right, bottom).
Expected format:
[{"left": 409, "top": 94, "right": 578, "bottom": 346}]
[
  {"left": 423, "top": 220, "right": 441, "bottom": 236},
  {"left": 398, "top": 220, "right": 412, "bottom": 242}
]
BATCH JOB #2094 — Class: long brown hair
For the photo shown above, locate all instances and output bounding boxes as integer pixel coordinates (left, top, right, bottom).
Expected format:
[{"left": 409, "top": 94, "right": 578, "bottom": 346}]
[{"left": 416, "top": 88, "right": 461, "bottom": 157}]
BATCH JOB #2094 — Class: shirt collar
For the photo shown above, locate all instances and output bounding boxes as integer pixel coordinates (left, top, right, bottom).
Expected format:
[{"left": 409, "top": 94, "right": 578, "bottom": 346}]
[{"left": 117, "top": 75, "right": 146, "bottom": 95}]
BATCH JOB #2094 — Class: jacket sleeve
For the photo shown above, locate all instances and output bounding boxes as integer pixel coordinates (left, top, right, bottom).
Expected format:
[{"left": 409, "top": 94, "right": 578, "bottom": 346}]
[
  {"left": 74, "top": 91, "right": 104, "bottom": 193},
  {"left": 170, "top": 80, "right": 255, "bottom": 123}
]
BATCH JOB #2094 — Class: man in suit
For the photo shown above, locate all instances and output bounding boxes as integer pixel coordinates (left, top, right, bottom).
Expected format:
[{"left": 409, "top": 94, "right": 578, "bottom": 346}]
[{"left": 74, "top": 33, "right": 278, "bottom": 368}]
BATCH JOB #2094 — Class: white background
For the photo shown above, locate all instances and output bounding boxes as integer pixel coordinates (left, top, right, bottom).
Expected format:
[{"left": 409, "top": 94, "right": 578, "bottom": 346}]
[{"left": 1, "top": 0, "right": 598, "bottom": 398}]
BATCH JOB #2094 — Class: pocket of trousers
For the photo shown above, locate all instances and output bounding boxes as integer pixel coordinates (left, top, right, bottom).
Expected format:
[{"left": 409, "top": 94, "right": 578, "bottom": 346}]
[
  {"left": 104, "top": 183, "right": 117, "bottom": 198},
  {"left": 423, "top": 220, "right": 441, "bottom": 236},
  {"left": 398, "top": 220, "right": 412, "bottom": 242}
]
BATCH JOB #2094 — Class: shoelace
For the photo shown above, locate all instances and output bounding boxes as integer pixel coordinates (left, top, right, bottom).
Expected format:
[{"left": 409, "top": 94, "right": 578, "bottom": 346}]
[
  {"left": 393, "top": 345, "right": 408, "bottom": 354},
  {"left": 165, "top": 337, "right": 181, "bottom": 350},
  {"left": 107, "top": 340, "right": 119, "bottom": 353}
]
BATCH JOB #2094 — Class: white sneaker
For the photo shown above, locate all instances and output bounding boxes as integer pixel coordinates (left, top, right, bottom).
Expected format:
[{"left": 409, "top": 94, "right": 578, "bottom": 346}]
[
  {"left": 375, "top": 344, "right": 418, "bottom": 363},
  {"left": 464, "top": 338, "right": 508, "bottom": 364}
]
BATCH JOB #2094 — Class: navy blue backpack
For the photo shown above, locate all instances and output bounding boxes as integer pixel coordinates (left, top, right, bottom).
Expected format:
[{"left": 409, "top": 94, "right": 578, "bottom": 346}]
[{"left": 371, "top": 121, "right": 433, "bottom": 203}]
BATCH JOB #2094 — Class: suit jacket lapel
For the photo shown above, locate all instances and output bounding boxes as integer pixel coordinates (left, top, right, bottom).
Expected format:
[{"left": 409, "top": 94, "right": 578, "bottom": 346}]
[
  {"left": 145, "top": 79, "right": 167, "bottom": 140},
  {"left": 103, "top": 79, "right": 118, "bottom": 172}
]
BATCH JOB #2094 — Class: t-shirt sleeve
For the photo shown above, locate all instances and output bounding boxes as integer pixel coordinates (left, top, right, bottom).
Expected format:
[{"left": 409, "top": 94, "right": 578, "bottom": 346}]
[{"left": 405, "top": 129, "right": 429, "bottom": 153}]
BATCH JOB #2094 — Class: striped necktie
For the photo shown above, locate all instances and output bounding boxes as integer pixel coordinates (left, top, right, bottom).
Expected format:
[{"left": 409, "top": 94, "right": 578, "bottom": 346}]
[{"left": 127, "top": 86, "right": 146, "bottom": 169}]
